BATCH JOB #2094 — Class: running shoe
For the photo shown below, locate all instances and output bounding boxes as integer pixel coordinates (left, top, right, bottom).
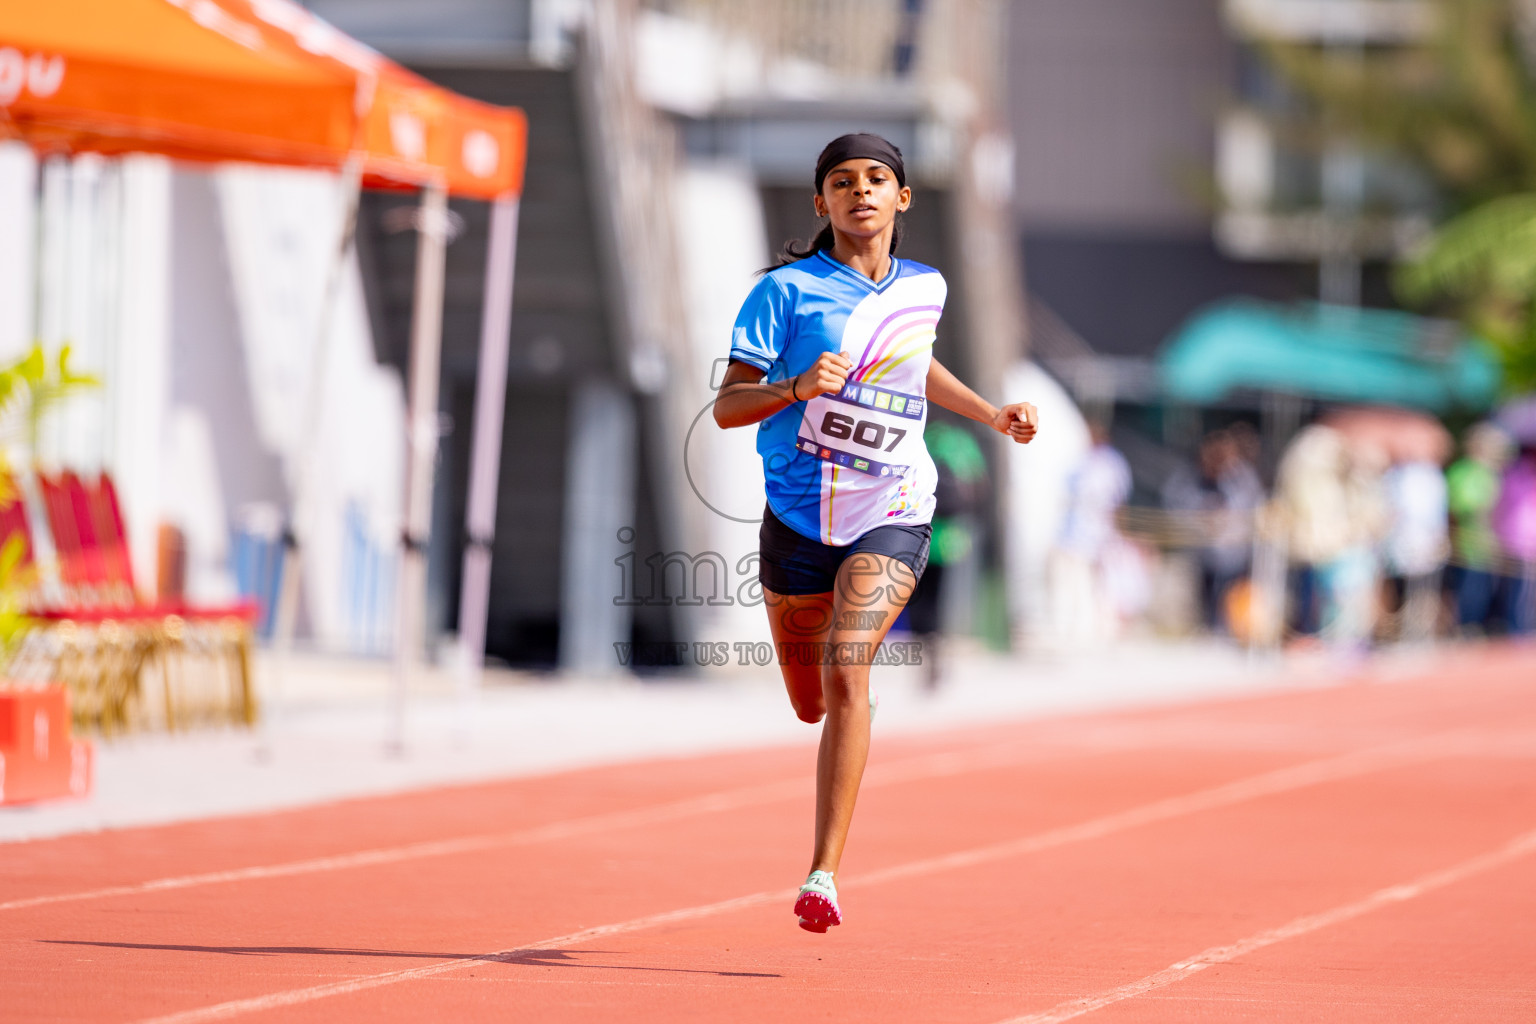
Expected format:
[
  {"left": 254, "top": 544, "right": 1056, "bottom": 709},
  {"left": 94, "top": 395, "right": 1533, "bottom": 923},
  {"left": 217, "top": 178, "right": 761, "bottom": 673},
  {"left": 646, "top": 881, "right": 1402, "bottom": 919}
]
[{"left": 795, "top": 869, "right": 842, "bottom": 932}]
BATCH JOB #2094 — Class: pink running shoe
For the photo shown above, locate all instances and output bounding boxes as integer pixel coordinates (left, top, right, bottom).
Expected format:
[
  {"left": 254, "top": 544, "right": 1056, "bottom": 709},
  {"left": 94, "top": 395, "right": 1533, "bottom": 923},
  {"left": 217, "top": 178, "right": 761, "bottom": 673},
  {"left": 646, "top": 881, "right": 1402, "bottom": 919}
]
[{"left": 795, "top": 870, "right": 842, "bottom": 932}]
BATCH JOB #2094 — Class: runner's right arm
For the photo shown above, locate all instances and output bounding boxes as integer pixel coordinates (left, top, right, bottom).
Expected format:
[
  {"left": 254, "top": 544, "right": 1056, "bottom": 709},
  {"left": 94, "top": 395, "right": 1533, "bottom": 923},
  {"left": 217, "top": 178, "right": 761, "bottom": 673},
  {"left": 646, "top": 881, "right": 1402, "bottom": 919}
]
[{"left": 713, "top": 353, "right": 851, "bottom": 429}]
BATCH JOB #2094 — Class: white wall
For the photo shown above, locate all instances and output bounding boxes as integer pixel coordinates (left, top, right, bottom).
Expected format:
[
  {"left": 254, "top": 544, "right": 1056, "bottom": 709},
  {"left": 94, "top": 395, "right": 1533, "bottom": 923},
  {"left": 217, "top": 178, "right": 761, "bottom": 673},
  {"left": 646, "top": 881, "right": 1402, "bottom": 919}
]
[
  {"left": 0, "top": 143, "right": 35, "bottom": 362},
  {"left": 16, "top": 153, "right": 174, "bottom": 600},
  {"left": 1003, "top": 360, "right": 1090, "bottom": 640},
  {"left": 217, "top": 165, "right": 405, "bottom": 652},
  {"left": 2, "top": 153, "right": 400, "bottom": 638},
  {"left": 672, "top": 162, "right": 771, "bottom": 654},
  {"left": 111, "top": 157, "right": 174, "bottom": 598},
  {"left": 166, "top": 169, "right": 286, "bottom": 604}
]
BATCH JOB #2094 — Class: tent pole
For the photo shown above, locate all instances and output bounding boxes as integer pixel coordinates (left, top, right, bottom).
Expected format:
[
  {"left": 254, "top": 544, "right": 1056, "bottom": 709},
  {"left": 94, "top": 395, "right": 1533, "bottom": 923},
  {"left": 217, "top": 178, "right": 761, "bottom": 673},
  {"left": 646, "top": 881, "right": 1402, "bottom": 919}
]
[
  {"left": 455, "top": 195, "right": 520, "bottom": 729},
  {"left": 260, "top": 155, "right": 363, "bottom": 758},
  {"left": 390, "top": 181, "right": 449, "bottom": 755}
]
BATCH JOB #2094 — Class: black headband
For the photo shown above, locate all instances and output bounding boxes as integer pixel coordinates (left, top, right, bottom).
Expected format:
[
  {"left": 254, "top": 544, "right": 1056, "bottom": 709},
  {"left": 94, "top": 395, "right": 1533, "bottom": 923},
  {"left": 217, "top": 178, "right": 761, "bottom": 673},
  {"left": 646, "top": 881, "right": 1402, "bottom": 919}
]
[{"left": 814, "top": 133, "right": 906, "bottom": 192}]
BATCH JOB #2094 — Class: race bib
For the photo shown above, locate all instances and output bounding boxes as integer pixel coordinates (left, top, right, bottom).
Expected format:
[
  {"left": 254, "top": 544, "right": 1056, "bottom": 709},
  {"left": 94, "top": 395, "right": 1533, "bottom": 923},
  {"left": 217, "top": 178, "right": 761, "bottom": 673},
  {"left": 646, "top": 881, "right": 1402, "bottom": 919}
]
[{"left": 795, "top": 380, "right": 927, "bottom": 477}]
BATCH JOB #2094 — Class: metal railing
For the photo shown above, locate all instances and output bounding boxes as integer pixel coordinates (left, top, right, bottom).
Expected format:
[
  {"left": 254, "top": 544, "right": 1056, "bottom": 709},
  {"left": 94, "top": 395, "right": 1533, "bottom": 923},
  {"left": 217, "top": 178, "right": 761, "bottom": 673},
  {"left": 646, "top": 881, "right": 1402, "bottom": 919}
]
[{"left": 643, "top": 0, "right": 1005, "bottom": 89}]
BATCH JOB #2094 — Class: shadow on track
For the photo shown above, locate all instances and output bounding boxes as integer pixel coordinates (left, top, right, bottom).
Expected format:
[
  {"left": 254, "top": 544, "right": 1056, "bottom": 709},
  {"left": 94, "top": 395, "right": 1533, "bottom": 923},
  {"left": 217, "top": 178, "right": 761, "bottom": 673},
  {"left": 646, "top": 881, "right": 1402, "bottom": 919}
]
[{"left": 41, "top": 940, "right": 780, "bottom": 978}]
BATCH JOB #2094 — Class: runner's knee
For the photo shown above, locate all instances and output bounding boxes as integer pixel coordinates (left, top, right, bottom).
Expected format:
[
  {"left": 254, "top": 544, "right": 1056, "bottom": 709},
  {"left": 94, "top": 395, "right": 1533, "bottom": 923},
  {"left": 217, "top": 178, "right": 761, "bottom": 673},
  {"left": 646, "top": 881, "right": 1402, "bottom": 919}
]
[
  {"left": 792, "top": 699, "right": 826, "bottom": 724},
  {"left": 783, "top": 666, "right": 826, "bottom": 723},
  {"left": 822, "top": 661, "right": 868, "bottom": 707}
]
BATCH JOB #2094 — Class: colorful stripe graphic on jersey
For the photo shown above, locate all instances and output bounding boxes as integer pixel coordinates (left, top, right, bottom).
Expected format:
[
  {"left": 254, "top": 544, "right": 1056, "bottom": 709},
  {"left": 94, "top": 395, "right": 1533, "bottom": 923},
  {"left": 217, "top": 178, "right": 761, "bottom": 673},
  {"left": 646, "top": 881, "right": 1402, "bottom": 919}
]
[
  {"left": 852, "top": 305, "right": 941, "bottom": 382},
  {"left": 730, "top": 252, "right": 945, "bottom": 546}
]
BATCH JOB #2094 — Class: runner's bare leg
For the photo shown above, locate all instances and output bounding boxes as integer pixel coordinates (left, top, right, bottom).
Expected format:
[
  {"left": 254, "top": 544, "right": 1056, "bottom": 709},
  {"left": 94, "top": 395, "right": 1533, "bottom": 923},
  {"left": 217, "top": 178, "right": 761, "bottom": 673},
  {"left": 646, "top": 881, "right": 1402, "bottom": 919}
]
[
  {"left": 764, "top": 589, "right": 835, "bottom": 723},
  {"left": 811, "top": 551, "right": 915, "bottom": 876}
]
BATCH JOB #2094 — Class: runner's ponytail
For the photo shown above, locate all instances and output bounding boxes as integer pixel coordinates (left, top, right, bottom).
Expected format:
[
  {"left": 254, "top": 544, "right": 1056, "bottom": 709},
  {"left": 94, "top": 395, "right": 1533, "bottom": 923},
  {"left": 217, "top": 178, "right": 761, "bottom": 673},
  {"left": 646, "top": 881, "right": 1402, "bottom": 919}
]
[
  {"left": 762, "top": 216, "right": 903, "bottom": 274},
  {"left": 772, "top": 222, "right": 835, "bottom": 268}
]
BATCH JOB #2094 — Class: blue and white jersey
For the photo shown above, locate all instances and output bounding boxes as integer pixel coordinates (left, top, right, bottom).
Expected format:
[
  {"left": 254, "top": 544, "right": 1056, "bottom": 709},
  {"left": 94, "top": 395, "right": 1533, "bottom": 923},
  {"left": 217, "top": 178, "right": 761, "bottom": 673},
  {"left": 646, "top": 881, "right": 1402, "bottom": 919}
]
[{"left": 730, "top": 251, "right": 944, "bottom": 546}]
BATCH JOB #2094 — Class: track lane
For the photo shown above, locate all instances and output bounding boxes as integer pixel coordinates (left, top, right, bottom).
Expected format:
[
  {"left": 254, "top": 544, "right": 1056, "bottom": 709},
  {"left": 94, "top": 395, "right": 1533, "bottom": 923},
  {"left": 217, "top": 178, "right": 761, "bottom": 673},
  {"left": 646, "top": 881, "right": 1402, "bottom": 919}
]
[
  {"left": 3, "top": 649, "right": 1534, "bottom": 1023},
  {"left": 26, "top": 732, "right": 1531, "bottom": 1022},
  {"left": 995, "top": 826, "right": 1536, "bottom": 1024}
]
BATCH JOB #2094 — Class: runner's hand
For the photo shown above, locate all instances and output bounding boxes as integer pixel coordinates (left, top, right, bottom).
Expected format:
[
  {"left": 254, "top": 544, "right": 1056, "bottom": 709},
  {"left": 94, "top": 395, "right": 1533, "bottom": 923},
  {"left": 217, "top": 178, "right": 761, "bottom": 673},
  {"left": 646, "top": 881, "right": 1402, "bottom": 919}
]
[
  {"left": 993, "top": 402, "right": 1039, "bottom": 444},
  {"left": 795, "top": 351, "right": 853, "bottom": 401}
]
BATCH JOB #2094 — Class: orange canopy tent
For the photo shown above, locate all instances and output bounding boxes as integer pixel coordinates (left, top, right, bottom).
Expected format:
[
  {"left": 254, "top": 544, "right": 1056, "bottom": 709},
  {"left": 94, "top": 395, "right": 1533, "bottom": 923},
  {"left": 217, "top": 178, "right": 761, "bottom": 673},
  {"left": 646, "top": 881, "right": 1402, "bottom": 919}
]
[
  {"left": 0, "top": 0, "right": 526, "bottom": 198},
  {"left": 1, "top": 0, "right": 527, "bottom": 720}
]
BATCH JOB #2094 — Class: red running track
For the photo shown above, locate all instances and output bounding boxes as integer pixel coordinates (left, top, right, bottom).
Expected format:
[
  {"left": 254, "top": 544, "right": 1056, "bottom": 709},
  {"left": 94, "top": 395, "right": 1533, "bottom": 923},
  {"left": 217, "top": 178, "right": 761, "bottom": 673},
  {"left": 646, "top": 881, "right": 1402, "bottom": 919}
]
[{"left": 4, "top": 647, "right": 1536, "bottom": 1023}]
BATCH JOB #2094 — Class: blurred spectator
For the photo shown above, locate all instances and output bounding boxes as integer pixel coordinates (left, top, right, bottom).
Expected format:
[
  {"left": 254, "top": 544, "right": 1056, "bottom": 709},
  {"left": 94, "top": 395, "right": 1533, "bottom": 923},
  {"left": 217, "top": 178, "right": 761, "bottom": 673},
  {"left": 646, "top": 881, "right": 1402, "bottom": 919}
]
[
  {"left": 1380, "top": 457, "right": 1449, "bottom": 642},
  {"left": 1493, "top": 444, "right": 1536, "bottom": 634},
  {"left": 904, "top": 420, "right": 987, "bottom": 689},
  {"left": 1052, "top": 422, "right": 1134, "bottom": 642},
  {"left": 1228, "top": 421, "right": 1262, "bottom": 471},
  {"left": 1445, "top": 423, "right": 1512, "bottom": 634},
  {"left": 1162, "top": 426, "right": 1264, "bottom": 633},
  {"left": 1274, "top": 425, "right": 1388, "bottom": 647}
]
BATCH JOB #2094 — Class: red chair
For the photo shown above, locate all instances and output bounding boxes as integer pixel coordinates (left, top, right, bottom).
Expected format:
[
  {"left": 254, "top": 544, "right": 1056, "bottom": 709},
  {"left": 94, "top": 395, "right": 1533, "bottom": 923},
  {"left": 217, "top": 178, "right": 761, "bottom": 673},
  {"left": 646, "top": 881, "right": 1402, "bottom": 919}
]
[
  {"left": 15, "top": 470, "right": 259, "bottom": 731},
  {"left": 87, "top": 472, "right": 259, "bottom": 726},
  {"left": 36, "top": 473, "right": 84, "bottom": 593},
  {"left": 0, "top": 471, "right": 143, "bottom": 733},
  {"left": 63, "top": 472, "right": 112, "bottom": 594},
  {"left": 88, "top": 473, "right": 259, "bottom": 624},
  {"left": 0, "top": 474, "right": 34, "bottom": 573},
  {"left": 88, "top": 473, "right": 134, "bottom": 598}
]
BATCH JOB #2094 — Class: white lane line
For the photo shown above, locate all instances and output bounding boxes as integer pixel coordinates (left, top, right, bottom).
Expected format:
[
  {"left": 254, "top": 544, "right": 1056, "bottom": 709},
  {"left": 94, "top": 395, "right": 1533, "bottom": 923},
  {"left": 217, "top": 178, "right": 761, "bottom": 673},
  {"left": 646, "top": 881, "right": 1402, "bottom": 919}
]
[
  {"left": 0, "top": 739, "right": 1064, "bottom": 914},
  {"left": 848, "top": 729, "right": 1475, "bottom": 889},
  {"left": 124, "top": 731, "right": 1477, "bottom": 1024},
  {"left": 132, "top": 886, "right": 801, "bottom": 1024},
  {"left": 0, "top": 785, "right": 805, "bottom": 914},
  {"left": 995, "top": 825, "right": 1536, "bottom": 1024},
  {"left": 12, "top": 724, "right": 1523, "bottom": 914}
]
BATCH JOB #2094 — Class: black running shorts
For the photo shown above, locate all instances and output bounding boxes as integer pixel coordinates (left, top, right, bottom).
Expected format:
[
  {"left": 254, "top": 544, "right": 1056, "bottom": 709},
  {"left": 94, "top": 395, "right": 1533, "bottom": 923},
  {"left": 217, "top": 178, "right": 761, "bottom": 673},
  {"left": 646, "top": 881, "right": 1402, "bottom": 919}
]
[{"left": 758, "top": 504, "right": 931, "bottom": 596}]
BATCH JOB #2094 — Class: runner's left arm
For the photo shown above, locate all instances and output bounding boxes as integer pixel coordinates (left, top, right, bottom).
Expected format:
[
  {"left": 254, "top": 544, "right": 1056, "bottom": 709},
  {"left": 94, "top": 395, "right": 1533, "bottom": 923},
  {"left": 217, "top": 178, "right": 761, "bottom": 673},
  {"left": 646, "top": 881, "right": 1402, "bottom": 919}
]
[
  {"left": 925, "top": 358, "right": 1038, "bottom": 444},
  {"left": 713, "top": 354, "right": 852, "bottom": 430}
]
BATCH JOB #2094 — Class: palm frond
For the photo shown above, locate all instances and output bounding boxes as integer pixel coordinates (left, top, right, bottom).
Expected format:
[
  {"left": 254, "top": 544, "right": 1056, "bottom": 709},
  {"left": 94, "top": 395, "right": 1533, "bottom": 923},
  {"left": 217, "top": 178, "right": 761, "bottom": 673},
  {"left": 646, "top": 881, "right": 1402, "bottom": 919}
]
[
  {"left": 1259, "top": 0, "right": 1536, "bottom": 202},
  {"left": 56, "top": 345, "right": 101, "bottom": 390},
  {"left": 1397, "top": 192, "right": 1536, "bottom": 301}
]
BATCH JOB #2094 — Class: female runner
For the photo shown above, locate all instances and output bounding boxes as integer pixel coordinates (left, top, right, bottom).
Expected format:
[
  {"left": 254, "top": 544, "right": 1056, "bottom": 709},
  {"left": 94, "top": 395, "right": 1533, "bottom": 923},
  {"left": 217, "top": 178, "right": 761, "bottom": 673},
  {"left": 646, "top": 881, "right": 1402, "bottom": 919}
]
[{"left": 713, "top": 134, "right": 1039, "bottom": 932}]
